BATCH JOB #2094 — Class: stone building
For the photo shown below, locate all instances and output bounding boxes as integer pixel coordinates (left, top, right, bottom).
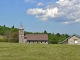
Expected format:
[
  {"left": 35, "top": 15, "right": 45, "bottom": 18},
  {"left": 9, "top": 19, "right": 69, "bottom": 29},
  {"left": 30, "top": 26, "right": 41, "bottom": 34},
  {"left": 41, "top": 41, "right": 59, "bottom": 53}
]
[
  {"left": 62, "top": 35, "right": 80, "bottom": 45},
  {"left": 19, "top": 23, "right": 48, "bottom": 44}
]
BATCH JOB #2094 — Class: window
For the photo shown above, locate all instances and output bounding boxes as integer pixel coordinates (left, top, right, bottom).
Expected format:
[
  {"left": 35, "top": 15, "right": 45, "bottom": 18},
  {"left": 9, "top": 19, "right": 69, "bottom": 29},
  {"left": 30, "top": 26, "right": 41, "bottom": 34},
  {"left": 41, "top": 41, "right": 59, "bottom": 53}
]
[
  {"left": 29, "top": 41, "right": 30, "bottom": 43},
  {"left": 74, "top": 39, "right": 78, "bottom": 44},
  {"left": 41, "top": 41, "right": 42, "bottom": 43},
  {"left": 45, "top": 41, "right": 46, "bottom": 43},
  {"left": 24, "top": 37, "right": 27, "bottom": 39},
  {"left": 33, "top": 41, "right": 34, "bottom": 43},
  {"left": 20, "top": 30, "right": 23, "bottom": 33}
]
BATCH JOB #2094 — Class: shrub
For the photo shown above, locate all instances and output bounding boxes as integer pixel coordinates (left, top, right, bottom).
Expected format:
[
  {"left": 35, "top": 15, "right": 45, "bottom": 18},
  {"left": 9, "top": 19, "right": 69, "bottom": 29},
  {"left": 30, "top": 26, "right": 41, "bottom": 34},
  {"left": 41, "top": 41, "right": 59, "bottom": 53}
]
[
  {"left": 2, "top": 39, "right": 8, "bottom": 42},
  {"left": 0, "top": 39, "right": 2, "bottom": 42}
]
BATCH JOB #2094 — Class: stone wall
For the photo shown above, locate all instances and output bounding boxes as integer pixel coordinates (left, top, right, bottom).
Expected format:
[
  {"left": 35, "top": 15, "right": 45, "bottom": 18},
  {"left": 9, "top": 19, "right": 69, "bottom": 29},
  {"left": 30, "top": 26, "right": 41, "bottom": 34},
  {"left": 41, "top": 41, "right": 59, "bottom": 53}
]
[
  {"left": 19, "top": 35, "right": 24, "bottom": 43},
  {"left": 62, "top": 40, "right": 68, "bottom": 44}
]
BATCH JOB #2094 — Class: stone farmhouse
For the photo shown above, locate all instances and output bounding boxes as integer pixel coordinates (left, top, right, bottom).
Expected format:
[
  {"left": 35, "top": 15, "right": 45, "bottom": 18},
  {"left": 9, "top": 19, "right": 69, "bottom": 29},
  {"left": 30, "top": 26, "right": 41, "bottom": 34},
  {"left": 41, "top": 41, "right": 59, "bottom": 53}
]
[
  {"left": 62, "top": 35, "right": 80, "bottom": 45},
  {"left": 19, "top": 23, "right": 48, "bottom": 44}
]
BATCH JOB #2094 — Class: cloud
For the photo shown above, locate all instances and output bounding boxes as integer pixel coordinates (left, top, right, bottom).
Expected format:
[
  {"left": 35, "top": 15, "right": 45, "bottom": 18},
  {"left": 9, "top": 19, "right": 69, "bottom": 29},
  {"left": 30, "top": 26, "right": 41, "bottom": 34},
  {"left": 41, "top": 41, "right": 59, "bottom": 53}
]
[
  {"left": 27, "top": 7, "right": 58, "bottom": 21},
  {"left": 24, "top": 0, "right": 36, "bottom": 3},
  {"left": 36, "top": 2, "right": 44, "bottom": 6},
  {"left": 75, "top": 19, "right": 80, "bottom": 23},
  {"left": 61, "top": 21, "right": 69, "bottom": 25},
  {"left": 26, "top": 0, "right": 80, "bottom": 24}
]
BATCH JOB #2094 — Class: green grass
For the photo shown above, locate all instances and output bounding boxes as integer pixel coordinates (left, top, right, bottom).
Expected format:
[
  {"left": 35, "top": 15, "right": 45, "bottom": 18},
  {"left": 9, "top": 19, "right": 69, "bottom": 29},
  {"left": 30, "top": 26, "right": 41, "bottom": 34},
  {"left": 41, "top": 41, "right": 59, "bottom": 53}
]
[{"left": 0, "top": 42, "right": 80, "bottom": 60}]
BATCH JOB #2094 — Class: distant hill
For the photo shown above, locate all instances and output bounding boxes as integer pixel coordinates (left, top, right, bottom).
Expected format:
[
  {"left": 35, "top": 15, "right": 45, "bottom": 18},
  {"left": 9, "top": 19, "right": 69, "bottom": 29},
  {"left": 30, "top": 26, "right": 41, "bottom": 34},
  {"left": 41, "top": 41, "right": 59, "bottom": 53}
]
[
  {"left": 0, "top": 25, "right": 18, "bottom": 35},
  {"left": 0, "top": 25, "right": 18, "bottom": 42}
]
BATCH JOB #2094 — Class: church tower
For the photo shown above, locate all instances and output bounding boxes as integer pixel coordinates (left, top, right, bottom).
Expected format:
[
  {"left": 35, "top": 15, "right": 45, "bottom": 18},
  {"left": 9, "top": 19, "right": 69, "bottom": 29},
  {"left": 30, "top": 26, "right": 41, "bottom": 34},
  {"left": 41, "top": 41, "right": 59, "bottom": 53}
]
[{"left": 19, "top": 22, "right": 24, "bottom": 43}]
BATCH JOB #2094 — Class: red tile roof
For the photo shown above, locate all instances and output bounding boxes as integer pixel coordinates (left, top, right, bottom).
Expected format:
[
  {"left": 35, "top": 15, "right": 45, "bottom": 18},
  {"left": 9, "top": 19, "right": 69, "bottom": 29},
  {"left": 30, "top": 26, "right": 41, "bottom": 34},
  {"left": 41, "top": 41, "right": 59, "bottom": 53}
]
[{"left": 24, "top": 34, "right": 48, "bottom": 40}]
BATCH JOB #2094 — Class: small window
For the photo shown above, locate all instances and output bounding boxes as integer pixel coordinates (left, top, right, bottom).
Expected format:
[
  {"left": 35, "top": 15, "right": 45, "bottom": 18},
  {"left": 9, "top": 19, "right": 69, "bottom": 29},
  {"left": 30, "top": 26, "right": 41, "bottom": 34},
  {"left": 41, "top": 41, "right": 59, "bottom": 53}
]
[
  {"left": 20, "top": 30, "right": 22, "bottom": 32},
  {"left": 74, "top": 39, "right": 78, "bottom": 44},
  {"left": 45, "top": 41, "right": 46, "bottom": 43},
  {"left": 29, "top": 41, "right": 30, "bottom": 43},
  {"left": 33, "top": 41, "right": 34, "bottom": 43},
  {"left": 24, "top": 37, "right": 27, "bottom": 39}
]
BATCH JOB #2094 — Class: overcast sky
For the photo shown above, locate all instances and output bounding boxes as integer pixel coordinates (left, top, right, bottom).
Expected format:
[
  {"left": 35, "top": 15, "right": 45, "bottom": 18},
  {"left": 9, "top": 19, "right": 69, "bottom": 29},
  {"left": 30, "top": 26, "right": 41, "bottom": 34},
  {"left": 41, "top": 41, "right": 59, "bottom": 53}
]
[{"left": 0, "top": 0, "right": 80, "bottom": 35}]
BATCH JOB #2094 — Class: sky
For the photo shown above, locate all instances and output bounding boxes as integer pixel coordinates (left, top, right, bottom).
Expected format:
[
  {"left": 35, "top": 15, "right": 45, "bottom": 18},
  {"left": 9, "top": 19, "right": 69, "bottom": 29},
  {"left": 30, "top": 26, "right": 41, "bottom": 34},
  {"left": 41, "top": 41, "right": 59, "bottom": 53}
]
[{"left": 0, "top": 0, "right": 80, "bottom": 35}]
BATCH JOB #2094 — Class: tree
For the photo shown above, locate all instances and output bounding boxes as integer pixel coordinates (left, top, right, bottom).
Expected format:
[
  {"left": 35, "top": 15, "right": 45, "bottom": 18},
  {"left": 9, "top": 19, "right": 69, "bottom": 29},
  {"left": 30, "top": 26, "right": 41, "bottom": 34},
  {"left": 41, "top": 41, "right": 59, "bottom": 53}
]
[
  {"left": 12, "top": 25, "right": 14, "bottom": 28},
  {"left": 3, "top": 31, "right": 10, "bottom": 38},
  {"left": 4, "top": 25, "right": 6, "bottom": 27},
  {"left": 65, "top": 34, "right": 70, "bottom": 37},
  {"left": 44, "top": 30, "right": 47, "bottom": 34},
  {"left": 56, "top": 33, "right": 60, "bottom": 36},
  {"left": 8, "top": 31, "right": 18, "bottom": 42},
  {"left": 50, "top": 38, "right": 58, "bottom": 44}
]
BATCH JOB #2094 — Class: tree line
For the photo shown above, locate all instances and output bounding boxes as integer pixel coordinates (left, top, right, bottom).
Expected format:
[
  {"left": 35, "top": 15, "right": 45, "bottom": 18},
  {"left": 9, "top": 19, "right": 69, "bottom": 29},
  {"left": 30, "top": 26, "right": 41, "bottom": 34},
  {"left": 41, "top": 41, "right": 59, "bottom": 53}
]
[{"left": 0, "top": 25, "right": 70, "bottom": 44}]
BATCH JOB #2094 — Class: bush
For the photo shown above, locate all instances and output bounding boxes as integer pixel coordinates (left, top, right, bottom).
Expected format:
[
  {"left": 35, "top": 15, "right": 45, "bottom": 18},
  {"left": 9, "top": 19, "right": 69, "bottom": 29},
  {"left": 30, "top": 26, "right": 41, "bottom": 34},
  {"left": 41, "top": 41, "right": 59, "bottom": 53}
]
[
  {"left": 50, "top": 39, "right": 58, "bottom": 44},
  {"left": 0, "top": 39, "right": 2, "bottom": 42},
  {"left": 2, "top": 39, "right": 8, "bottom": 42}
]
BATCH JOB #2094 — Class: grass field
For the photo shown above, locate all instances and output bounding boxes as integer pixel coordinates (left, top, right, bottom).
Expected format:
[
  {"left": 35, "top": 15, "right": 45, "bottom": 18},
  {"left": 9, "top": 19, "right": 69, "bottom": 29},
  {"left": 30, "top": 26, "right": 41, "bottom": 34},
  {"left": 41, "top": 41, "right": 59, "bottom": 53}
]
[{"left": 0, "top": 42, "right": 80, "bottom": 60}]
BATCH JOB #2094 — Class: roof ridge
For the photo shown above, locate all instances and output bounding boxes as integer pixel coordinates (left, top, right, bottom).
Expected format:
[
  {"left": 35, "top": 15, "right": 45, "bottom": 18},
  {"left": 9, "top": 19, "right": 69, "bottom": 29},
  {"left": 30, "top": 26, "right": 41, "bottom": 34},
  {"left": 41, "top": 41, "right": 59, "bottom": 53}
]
[{"left": 61, "top": 34, "right": 80, "bottom": 43}]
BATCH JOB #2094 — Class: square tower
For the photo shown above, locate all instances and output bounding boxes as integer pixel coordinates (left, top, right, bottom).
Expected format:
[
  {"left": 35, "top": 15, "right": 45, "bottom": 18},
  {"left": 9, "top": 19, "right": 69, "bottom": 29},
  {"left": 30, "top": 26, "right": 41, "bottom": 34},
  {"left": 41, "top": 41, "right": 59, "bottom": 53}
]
[{"left": 19, "top": 22, "right": 24, "bottom": 43}]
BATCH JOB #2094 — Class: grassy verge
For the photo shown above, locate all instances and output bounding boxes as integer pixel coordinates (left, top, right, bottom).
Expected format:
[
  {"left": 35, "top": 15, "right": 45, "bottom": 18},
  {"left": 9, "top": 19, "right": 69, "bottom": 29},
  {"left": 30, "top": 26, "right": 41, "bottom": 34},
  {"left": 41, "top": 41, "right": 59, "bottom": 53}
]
[{"left": 0, "top": 42, "right": 80, "bottom": 60}]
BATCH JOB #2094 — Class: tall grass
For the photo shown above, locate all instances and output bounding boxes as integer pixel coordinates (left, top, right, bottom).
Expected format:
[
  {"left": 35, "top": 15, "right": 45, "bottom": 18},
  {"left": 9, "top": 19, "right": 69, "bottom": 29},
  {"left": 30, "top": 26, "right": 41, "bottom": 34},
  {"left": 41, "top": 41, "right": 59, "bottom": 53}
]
[{"left": 0, "top": 42, "right": 80, "bottom": 60}]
